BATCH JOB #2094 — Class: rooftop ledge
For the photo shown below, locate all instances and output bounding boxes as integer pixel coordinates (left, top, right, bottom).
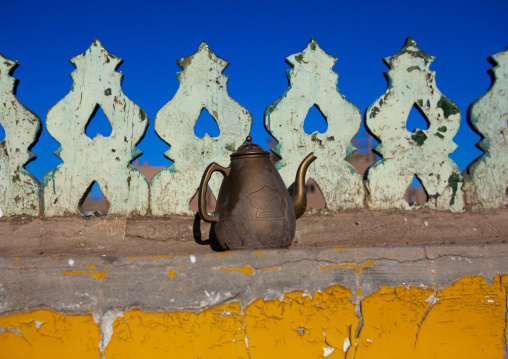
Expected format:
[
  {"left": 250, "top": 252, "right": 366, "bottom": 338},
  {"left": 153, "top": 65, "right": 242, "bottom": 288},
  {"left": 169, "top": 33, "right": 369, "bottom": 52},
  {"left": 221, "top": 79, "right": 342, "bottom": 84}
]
[{"left": 1, "top": 208, "right": 507, "bottom": 257}]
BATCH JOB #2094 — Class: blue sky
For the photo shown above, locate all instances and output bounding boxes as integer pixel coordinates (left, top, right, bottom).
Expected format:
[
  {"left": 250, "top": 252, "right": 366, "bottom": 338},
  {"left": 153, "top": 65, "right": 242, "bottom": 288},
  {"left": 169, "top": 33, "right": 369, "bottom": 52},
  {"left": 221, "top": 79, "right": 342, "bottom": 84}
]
[{"left": 1, "top": 0, "right": 507, "bottom": 189}]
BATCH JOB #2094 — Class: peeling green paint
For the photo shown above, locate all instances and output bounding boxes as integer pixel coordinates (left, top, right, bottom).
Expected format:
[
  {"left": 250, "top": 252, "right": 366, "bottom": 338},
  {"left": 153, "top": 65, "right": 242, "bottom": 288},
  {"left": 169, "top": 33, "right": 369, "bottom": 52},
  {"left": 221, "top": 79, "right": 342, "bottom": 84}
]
[
  {"left": 271, "top": 142, "right": 282, "bottom": 157},
  {"left": 393, "top": 37, "right": 434, "bottom": 66},
  {"left": 365, "top": 38, "right": 463, "bottom": 212},
  {"left": 264, "top": 39, "right": 364, "bottom": 211},
  {"left": 464, "top": 47, "right": 508, "bottom": 211},
  {"left": 370, "top": 106, "right": 380, "bottom": 119},
  {"left": 311, "top": 133, "right": 322, "bottom": 145},
  {"left": 309, "top": 39, "right": 316, "bottom": 51},
  {"left": 167, "top": 164, "right": 178, "bottom": 173},
  {"left": 274, "top": 159, "right": 286, "bottom": 170},
  {"left": 150, "top": 42, "right": 252, "bottom": 216},
  {"left": 139, "top": 109, "right": 147, "bottom": 121},
  {"left": 437, "top": 96, "right": 460, "bottom": 119},
  {"left": 407, "top": 66, "right": 420, "bottom": 72},
  {"left": 177, "top": 57, "right": 192, "bottom": 70},
  {"left": 411, "top": 130, "right": 427, "bottom": 145},
  {"left": 0, "top": 53, "right": 41, "bottom": 216},
  {"left": 42, "top": 40, "right": 149, "bottom": 216},
  {"left": 447, "top": 172, "right": 461, "bottom": 206},
  {"left": 346, "top": 144, "right": 356, "bottom": 158}
]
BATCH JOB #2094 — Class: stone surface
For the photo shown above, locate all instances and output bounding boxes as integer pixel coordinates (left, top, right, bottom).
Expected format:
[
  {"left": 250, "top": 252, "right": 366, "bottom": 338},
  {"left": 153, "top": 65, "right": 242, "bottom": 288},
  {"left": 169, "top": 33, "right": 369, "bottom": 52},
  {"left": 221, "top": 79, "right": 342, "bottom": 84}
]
[
  {"left": 42, "top": 40, "right": 149, "bottom": 216},
  {"left": 365, "top": 38, "right": 464, "bottom": 212},
  {"left": 464, "top": 46, "right": 508, "bottom": 211},
  {"left": 2, "top": 244, "right": 508, "bottom": 315},
  {"left": 150, "top": 42, "right": 252, "bottom": 216},
  {"left": 0, "top": 53, "right": 41, "bottom": 216},
  {"left": 265, "top": 39, "right": 364, "bottom": 211},
  {"left": 1, "top": 209, "right": 508, "bottom": 256}
]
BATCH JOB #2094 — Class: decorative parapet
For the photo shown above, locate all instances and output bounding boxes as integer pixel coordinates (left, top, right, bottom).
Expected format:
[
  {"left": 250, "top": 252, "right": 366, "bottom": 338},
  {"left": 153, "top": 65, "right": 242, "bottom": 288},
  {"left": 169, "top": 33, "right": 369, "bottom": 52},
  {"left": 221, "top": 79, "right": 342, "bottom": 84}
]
[
  {"left": 0, "top": 39, "right": 505, "bottom": 216},
  {"left": 150, "top": 42, "right": 252, "bottom": 216},
  {"left": 265, "top": 39, "right": 364, "bottom": 211},
  {"left": 464, "top": 47, "right": 508, "bottom": 211},
  {"left": 365, "top": 38, "right": 464, "bottom": 212},
  {"left": 42, "top": 40, "right": 149, "bottom": 216},
  {"left": 0, "top": 54, "right": 41, "bottom": 216}
]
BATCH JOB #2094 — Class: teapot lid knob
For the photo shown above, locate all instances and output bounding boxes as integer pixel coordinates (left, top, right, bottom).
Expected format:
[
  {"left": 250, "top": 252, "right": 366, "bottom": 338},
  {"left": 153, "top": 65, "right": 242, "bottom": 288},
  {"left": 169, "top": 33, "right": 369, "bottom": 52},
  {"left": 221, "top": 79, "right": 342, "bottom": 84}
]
[{"left": 232, "top": 135, "right": 270, "bottom": 158}]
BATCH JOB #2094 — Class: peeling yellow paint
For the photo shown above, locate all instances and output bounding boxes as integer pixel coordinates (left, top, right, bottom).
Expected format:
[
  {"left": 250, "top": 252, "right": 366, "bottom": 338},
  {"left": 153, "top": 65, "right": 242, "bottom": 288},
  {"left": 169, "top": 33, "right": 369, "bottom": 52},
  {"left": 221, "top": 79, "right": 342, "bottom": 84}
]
[
  {"left": 105, "top": 303, "right": 248, "bottom": 358},
  {"left": 334, "top": 247, "right": 345, "bottom": 251},
  {"left": 85, "top": 264, "right": 96, "bottom": 269},
  {"left": 168, "top": 270, "right": 177, "bottom": 278},
  {"left": 210, "top": 252, "right": 235, "bottom": 258},
  {"left": 245, "top": 285, "right": 358, "bottom": 358},
  {"left": 357, "top": 287, "right": 362, "bottom": 297},
  {"left": 0, "top": 310, "right": 101, "bottom": 358},
  {"left": 148, "top": 254, "right": 186, "bottom": 258},
  {"left": 13, "top": 257, "right": 20, "bottom": 260},
  {"left": 354, "top": 275, "right": 507, "bottom": 358},
  {"left": 253, "top": 250, "right": 264, "bottom": 256},
  {"left": 1, "top": 276, "right": 507, "bottom": 358},
  {"left": 321, "top": 261, "right": 375, "bottom": 275},
  {"left": 262, "top": 267, "right": 281, "bottom": 272},
  {"left": 62, "top": 268, "right": 109, "bottom": 281},
  {"left": 219, "top": 266, "right": 255, "bottom": 275}
]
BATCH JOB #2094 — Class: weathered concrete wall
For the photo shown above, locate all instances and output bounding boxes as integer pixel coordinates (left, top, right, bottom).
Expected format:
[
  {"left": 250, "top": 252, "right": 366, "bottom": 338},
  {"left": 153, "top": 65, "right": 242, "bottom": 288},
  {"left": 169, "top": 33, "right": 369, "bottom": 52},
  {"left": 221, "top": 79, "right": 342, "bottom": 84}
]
[{"left": 1, "top": 243, "right": 508, "bottom": 358}]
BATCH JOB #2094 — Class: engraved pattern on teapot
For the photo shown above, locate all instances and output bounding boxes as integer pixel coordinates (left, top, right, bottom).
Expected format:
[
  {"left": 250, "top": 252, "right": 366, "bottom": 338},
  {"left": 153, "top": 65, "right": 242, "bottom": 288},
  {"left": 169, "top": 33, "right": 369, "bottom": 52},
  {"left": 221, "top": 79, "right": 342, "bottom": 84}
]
[{"left": 246, "top": 186, "right": 288, "bottom": 221}]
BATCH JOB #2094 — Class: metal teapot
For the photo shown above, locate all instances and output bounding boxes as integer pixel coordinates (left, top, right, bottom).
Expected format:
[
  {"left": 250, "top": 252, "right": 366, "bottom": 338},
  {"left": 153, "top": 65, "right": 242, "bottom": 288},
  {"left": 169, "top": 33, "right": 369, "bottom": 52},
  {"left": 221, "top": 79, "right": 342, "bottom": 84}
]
[{"left": 198, "top": 136, "right": 317, "bottom": 250}]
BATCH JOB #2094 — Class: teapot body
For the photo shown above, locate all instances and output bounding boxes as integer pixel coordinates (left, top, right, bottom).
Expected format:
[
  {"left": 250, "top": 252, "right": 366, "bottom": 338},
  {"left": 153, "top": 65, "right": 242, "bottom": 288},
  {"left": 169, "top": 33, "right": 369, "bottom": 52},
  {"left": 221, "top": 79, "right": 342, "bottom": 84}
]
[{"left": 214, "top": 156, "right": 296, "bottom": 250}]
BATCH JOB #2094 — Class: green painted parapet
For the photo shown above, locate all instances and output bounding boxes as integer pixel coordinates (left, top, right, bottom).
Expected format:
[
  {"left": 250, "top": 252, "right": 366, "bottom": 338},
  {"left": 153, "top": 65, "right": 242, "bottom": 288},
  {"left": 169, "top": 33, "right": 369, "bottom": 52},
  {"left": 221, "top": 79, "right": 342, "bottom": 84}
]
[{"left": 0, "top": 39, "right": 507, "bottom": 217}]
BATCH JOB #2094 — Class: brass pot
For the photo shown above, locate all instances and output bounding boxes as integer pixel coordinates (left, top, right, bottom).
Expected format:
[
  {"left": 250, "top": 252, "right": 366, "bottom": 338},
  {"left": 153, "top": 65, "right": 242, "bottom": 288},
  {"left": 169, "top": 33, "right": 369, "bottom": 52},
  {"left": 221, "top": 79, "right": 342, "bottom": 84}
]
[{"left": 198, "top": 136, "right": 316, "bottom": 250}]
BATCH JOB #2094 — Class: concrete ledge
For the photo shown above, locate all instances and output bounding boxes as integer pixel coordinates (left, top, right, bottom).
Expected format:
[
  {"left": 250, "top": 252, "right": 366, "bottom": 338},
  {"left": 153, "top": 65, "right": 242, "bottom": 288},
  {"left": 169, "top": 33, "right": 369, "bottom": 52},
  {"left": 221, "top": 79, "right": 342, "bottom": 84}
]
[
  {"left": 0, "top": 209, "right": 507, "bottom": 256},
  {"left": 1, "top": 243, "right": 508, "bottom": 315}
]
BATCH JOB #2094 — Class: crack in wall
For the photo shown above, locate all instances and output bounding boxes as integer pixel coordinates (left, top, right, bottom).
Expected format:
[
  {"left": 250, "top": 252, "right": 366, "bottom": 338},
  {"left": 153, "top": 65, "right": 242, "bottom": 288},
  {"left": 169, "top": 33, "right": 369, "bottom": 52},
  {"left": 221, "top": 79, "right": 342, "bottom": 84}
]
[
  {"left": 415, "top": 286, "right": 438, "bottom": 345},
  {"left": 92, "top": 310, "right": 124, "bottom": 359}
]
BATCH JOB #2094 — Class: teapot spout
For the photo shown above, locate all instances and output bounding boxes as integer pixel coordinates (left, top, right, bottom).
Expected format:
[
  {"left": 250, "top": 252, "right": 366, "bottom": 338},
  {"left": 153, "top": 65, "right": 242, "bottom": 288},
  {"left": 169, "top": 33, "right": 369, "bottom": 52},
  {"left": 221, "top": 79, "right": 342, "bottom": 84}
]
[{"left": 291, "top": 153, "right": 317, "bottom": 219}]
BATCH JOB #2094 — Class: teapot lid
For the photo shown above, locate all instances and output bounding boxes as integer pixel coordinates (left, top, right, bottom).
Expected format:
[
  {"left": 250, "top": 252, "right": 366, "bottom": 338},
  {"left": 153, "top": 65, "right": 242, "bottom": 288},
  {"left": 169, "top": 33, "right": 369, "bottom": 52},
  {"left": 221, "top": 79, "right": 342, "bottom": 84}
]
[{"left": 231, "top": 136, "right": 270, "bottom": 158}]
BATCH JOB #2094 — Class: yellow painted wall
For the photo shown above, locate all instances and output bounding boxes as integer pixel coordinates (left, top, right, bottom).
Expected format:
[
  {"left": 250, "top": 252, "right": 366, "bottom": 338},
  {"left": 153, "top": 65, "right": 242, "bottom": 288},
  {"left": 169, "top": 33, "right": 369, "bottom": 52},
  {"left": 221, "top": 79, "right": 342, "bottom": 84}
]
[{"left": 1, "top": 275, "right": 507, "bottom": 358}]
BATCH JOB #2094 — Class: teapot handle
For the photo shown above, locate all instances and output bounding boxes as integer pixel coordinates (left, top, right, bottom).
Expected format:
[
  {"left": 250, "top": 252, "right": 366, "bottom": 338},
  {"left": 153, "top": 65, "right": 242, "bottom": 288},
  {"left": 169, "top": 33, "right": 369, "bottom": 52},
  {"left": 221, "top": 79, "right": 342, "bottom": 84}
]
[{"left": 198, "top": 163, "right": 230, "bottom": 223}]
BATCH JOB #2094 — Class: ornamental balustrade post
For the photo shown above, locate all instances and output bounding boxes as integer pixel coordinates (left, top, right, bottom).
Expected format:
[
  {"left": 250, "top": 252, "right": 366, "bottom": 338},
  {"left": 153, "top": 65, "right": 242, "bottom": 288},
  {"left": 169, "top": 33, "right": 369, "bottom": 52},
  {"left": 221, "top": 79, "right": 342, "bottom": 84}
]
[
  {"left": 464, "top": 47, "right": 508, "bottom": 211},
  {"left": 365, "top": 38, "right": 464, "bottom": 212},
  {"left": 150, "top": 42, "right": 252, "bottom": 216},
  {"left": 264, "top": 39, "right": 364, "bottom": 211},
  {"left": 42, "top": 40, "right": 149, "bottom": 216},
  {"left": 0, "top": 54, "right": 41, "bottom": 216}
]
